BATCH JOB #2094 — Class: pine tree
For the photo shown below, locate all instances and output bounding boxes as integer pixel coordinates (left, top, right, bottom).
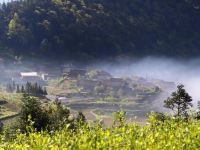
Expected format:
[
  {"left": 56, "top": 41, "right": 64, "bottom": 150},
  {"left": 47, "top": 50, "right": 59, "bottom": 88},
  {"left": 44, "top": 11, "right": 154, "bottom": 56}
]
[
  {"left": 21, "top": 82, "right": 47, "bottom": 96},
  {"left": 16, "top": 84, "right": 20, "bottom": 93},
  {"left": 164, "top": 84, "right": 193, "bottom": 119},
  {"left": 33, "top": 83, "right": 38, "bottom": 96},
  {"left": 21, "top": 85, "right": 25, "bottom": 93},
  {"left": 25, "top": 82, "right": 31, "bottom": 95},
  {"left": 12, "top": 81, "right": 16, "bottom": 91},
  {"left": 43, "top": 87, "right": 48, "bottom": 95}
]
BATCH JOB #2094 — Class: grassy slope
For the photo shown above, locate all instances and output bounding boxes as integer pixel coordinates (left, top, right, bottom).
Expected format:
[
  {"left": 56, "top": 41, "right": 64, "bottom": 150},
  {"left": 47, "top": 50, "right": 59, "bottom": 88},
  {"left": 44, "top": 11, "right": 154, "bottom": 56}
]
[{"left": 0, "top": 92, "right": 22, "bottom": 119}]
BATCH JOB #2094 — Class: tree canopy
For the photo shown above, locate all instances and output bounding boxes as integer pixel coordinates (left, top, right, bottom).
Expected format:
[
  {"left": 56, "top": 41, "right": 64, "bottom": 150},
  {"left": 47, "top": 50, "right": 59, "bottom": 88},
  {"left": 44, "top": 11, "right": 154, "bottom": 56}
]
[
  {"left": 0, "top": 0, "right": 200, "bottom": 61},
  {"left": 164, "top": 84, "right": 193, "bottom": 119}
]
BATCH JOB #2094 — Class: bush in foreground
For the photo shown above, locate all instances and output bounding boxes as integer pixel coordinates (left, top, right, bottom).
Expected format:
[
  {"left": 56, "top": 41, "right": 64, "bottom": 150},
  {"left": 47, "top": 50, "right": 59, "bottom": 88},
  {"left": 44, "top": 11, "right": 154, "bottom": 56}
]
[{"left": 0, "top": 113, "right": 200, "bottom": 150}]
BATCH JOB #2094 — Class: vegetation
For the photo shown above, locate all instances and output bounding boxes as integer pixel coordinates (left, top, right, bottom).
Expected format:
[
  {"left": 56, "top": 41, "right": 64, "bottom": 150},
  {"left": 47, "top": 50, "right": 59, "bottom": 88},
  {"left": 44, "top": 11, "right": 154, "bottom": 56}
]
[
  {"left": 1, "top": 0, "right": 200, "bottom": 148},
  {"left": 164, "top": 84, "right": 193, "bottom": 119},
  {"left": 0, "top": 84, "right": 200, "bottom": 149},
  {"left": 0, "top": 0, "right": 200, "bottom": 61},
  {"left": 18, "top": 93, "right": 79, "bottom": 132},
  {"left": 21, "top": 82, "right": 47, "bottom": 97},
  {"left": 0, "top": 92, "right": 22, "bottom": 119},
  {"left": 6, "top": 82, "right": 47, "bottom": 97},
  {"left": 0, "top": 113, "right": 200, "bottom": 149},
  {"left": 195, "top": 101, "right": 200, "bottom": 120}
]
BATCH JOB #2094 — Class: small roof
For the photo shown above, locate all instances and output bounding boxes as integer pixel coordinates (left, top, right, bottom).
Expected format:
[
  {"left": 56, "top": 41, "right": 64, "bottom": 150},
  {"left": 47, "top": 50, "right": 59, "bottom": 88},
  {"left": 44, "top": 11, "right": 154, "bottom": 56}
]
[{"left": 20, "top": 72, "right": 38, "bottom": 77}]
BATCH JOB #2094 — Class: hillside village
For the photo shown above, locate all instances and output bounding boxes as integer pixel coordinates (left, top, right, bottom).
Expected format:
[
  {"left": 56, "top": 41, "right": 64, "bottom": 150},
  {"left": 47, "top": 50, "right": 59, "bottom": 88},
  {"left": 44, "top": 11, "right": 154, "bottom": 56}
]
[
  {"left": 0, "top": 61, "right": 175, "bottom": 96},
  {"left": 0, "top": 61, "right": 175, "bottom": 123}
]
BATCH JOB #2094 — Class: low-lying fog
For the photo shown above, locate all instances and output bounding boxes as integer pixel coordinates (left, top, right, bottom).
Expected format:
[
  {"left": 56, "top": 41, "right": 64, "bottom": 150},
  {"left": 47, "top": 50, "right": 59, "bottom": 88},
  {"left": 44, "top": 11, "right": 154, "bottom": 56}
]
[
  {"left": 98, "top": 57, "right": 200, "bottom": 107},
  {"left": 2, "top": 56, "right": 200, "bottom": 112}
]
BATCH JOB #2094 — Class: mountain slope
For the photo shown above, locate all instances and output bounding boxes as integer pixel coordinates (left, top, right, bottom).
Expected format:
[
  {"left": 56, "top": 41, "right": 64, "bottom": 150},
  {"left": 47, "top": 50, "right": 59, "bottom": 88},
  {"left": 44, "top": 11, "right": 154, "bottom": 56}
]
[{"left": 0, "top": 0, "right": 200, "bottom": 60}]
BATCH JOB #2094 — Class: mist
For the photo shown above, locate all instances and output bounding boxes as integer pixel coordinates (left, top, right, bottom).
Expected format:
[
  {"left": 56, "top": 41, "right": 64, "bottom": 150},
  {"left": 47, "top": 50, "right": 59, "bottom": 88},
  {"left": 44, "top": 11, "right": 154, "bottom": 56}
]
[
  {"left": 1, "top": 56, "right": 200, "bottom": 113},
  {"left": 96, "top": 57, "right": 200, "bottom": 107}
]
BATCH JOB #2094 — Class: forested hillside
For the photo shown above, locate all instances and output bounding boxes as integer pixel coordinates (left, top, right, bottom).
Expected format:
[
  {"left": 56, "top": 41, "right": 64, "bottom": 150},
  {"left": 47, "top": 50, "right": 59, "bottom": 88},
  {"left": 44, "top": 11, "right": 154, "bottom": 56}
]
[{"left": 0, "top": 0, "right": 200, "bottom": 60}]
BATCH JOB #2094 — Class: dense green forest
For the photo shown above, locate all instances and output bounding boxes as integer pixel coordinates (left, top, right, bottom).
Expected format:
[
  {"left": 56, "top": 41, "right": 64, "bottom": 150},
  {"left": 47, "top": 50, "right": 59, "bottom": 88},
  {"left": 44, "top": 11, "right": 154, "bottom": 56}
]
[{"left": 0, "top": 0, "right": 200, "bottom": 60}]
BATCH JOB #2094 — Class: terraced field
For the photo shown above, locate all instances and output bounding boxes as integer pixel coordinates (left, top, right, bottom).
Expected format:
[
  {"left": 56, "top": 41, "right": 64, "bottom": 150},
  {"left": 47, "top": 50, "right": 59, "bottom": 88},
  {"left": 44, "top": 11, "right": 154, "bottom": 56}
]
[{"left": 45, "top": 74, "right": 175, "bottom": 125}]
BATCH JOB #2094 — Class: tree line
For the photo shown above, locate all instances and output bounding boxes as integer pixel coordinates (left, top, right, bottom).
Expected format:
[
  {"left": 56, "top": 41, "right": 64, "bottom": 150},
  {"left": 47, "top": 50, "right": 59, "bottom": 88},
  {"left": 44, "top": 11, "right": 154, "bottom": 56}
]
[
  {"left": 6, "top": 81, "right": 47, "bottom": 96},
  {"left": 0, "top": 0, "right": 200, "bottom": 61}
]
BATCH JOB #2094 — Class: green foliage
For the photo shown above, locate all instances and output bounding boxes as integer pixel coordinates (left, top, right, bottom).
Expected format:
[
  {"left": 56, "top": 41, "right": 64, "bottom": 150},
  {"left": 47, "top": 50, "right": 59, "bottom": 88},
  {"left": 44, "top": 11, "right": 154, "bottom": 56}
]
[
  {"left": 164, "top": 84, "right": 193, "bottom": 119},
  {"left": 2, "top": 82, "right": 200, "bottom": 150},
  {"left": 42, "top": 100, "right": 73, "bottom": 131},
  {"left": 1, "top": 114, "right": 200, "bottom": 149},
  {"left": 153, "top": 112, "right": 166, "bottom": 122},
  {"left": 75, "top": 112, "right": 86, "bottom": 127},
  {"left": 1, "top": 84, "right": 200, "bottom": 149},
  {"left": 113, "top": 111, "right": 126, "bottom": 127},
  {"left": 5, "top": 81, "right": 47, "bottom": 97},
  {"left": 21, "top": 82, "right": 47, "bottom": 97},
  {"left": 19, "top": 93, "right": 47, "bottom": 132},
  {"left": 0, "top": 92, "right": 22, "bottom": 108},
  {"left": 0, "top": 0, "right": 200, "bottom": 60},
  {"left": 8, "top": 13, "right": 19, "bottom": 37},
  {"left": 18, "top": 94, "right": 84, "bottom": 132},
  {"left": 195, "top": 101, "right": 200, "bottom": 120}
]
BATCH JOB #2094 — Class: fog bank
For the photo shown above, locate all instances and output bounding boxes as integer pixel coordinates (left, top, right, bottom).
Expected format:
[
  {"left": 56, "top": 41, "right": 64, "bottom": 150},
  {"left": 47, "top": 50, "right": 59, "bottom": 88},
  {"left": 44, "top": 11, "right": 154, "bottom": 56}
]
[{"left": 98, "top": 57, "right": 200, "bottom": 106}]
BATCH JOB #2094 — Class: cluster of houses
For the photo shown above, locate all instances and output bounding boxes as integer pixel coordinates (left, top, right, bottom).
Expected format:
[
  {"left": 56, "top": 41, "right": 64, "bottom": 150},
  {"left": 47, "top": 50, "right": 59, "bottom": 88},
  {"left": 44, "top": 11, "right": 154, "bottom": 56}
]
[
  {"left": 63, "top": 69, "right": 135, "bottom": 96},
  {"left": 0, "top": 60, "right": 175, "bottom": 99}
]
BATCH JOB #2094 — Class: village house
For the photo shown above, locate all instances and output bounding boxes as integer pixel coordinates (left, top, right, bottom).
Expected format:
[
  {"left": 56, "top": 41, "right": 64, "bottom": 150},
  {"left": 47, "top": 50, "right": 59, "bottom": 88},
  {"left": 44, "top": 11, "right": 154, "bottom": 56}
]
[
  {"left": 20, "top": 72, "right": 45, "bottom": 84},
  {"left": 20, "top": 72, "right": 38, "bottom": 79},
  {"left": 87, "top": 70, "right": 112, "bottom": 80},
  {"left": 63, "top": 69, "right": 87, "bottom": 79}
]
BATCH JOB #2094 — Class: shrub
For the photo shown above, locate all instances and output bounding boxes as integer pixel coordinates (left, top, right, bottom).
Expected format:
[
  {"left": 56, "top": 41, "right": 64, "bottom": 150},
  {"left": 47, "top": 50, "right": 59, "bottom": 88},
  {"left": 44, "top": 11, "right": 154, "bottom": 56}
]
[
  {"left": 1, "top": 114, "right": 200, "bottom": 149},
  {"left": 18, "top": 94, "right": 83, "bottom": 132}
]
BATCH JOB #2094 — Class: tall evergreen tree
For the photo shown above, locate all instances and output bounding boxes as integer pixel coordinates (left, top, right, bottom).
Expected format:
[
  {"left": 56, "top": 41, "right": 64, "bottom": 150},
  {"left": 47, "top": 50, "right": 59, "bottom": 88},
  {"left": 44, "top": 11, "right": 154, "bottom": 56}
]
[
  {"left": 21, "top": 85, "right": 25, "bottom": 93},
  {"left": 164, "top": 84, "right": 193, "bottom": 119},
  {"left": 16, "top": 84, "right": 20, "bottom": 93}
]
